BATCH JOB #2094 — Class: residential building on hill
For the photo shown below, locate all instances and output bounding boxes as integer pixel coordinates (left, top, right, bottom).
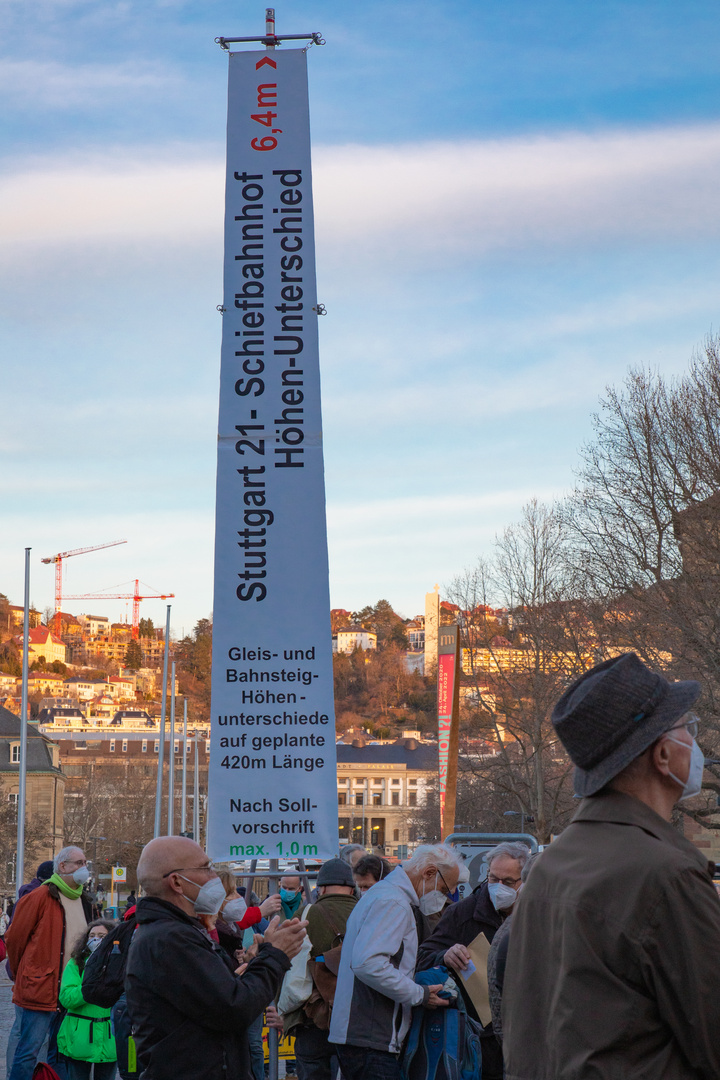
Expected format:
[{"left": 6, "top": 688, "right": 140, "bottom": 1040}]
[
  {"left": 333, "top": 627, "right": 378, "bottom": 654},
  {"left": 18, "top": 627, "right": 66, "bottom": 665},
  {"left": 78, "top": 614, "right": 111, "bottom": 637},
  {"left": 28, "top": 672, "right": 67, "bottom": 696},
  {"left": 6, "top": 605, "right": 41, "bottom": 631}
]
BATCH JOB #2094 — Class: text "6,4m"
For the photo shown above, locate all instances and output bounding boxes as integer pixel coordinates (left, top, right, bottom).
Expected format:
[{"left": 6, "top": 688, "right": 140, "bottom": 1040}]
[{"left": 251, "top": 81, "right": 280, "bottom": 152}]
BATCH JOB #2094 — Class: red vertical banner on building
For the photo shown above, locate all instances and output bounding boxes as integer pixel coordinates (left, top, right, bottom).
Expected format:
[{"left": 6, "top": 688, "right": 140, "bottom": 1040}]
[{"left": 437, "top": 625, "right": 460, "bottom": 837}]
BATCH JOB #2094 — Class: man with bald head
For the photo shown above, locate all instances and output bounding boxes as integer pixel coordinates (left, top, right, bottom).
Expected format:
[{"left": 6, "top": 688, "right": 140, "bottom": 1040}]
[
  {"left": 125, "top": 836, "right": 307, "bottom": 1080},
  {"left": 7, "top": 845, "right": 93, "bottom": 1080}
]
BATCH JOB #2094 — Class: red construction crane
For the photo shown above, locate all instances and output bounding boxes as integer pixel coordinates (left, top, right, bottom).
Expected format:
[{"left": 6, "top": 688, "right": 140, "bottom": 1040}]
[
  {"left": 41, "top": 540, "right": 127, "bottom": 637},
  {"left": 63, "top": 580, "right": 175, "bottom": 639}
]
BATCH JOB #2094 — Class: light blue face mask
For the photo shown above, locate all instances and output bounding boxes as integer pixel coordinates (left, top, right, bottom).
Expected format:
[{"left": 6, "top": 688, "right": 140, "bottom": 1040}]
[
  {"left": 280, "top": 887, "right": 299, "bottom": 904},
  {"left": 665, "top": 736, "right": 704, "bottom": 801}
]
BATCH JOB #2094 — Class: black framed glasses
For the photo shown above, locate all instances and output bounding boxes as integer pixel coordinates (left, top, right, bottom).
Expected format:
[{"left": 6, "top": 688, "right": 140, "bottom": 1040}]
[
  {"left": 436, "top": 868, "right": 455, "bottom": 897},
  {"left": 487, "top": 873, "right": 522, "bottom": 887}
]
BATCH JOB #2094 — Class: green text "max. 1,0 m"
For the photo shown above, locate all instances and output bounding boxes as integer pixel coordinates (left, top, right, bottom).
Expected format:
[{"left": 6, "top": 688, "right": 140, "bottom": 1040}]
[{"left": 229, "top": 841, "right": 319, "bottom": 857}]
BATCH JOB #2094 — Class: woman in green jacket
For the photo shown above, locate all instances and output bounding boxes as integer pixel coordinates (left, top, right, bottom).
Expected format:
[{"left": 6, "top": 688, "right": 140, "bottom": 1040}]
[{"left": 58, "top": 919, "right": 118, "bottom": 1080}]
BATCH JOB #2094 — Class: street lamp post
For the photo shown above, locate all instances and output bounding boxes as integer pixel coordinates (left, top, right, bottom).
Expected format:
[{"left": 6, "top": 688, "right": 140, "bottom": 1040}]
[{"left": 504, "top": 809, "right": 530, "bottom": 834}]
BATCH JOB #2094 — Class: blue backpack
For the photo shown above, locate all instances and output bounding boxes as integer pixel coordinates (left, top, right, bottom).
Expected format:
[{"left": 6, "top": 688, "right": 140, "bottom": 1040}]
[{"left": 401, "top": 967, "right": 483, "bottom": 1080}]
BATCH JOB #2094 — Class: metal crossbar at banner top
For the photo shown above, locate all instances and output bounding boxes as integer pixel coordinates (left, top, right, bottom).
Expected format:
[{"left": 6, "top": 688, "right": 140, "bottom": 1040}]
[{"left": 215, "top": 33, "right": 325, "bottom": 49}]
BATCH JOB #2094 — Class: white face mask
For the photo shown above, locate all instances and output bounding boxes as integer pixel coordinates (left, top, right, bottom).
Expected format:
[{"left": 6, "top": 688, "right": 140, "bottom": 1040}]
[
  {"left": 72, "top": 866, "right": 90, "bottom": 886},
  {"left": 488, "top": 882, "right": 518, "bottom": 911},
  {"left": 179, "top": 875, "right": 226, "bottom": 915},
  {"left": 87, "top": 936, "right": 104, "bottom": 952},
  {"left": 418, "top": 874, "right": 447, "bottom": 916},
  {"left": 666, "top": 736, "right": 704, "bottom": 801},
  {"left": 222, "top": 897, "right": 248, "bottom": 923}
]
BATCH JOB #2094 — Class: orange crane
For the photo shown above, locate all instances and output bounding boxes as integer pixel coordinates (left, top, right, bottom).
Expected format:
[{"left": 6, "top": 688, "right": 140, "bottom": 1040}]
[
  {"left": 63, "top": 580, "right": 175, "bottom": 639},
  {"left": 41, "top": 540, "right": 127, "bottom": 637}
]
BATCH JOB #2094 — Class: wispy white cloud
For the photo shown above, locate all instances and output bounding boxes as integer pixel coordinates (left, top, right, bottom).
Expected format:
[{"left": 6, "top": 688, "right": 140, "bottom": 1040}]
[
  {"left": 0, "top": 58, "right": 181, "bottom": 108},
  {"left": 2, "top": 122, "right": 720, "bottom": 258}
]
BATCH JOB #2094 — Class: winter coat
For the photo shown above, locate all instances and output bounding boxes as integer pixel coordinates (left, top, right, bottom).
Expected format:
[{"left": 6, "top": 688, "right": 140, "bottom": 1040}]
[
  {"left": 328, "top": 866, "right": 430, "bottom": 1054},
  {"left": 125, "top": 895, "right": 291, "bottom": 1080},
  {"left": 57, "top": 957, "right": 117, "bottom": 1064},
  {"left": 503, "top": 789, "right": 720, "bottom": 1080},
  {"left": 416, "top": 880, "right": 504, "bottom": 1079},
  {"left": 5, "top": 882, "right": 92, "bottom": 1010}
]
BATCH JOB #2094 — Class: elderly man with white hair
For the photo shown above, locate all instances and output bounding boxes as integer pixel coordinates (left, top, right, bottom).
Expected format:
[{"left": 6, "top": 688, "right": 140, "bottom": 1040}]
[
  {"left": 416, "top": 840, "right": 532, "bottom": 1080},
  {"left": 6, "top": 845, "right": 93, "bottom": 1080},
  {"left": 329, "top": 843, "right": 468, "bottom": 1080}
]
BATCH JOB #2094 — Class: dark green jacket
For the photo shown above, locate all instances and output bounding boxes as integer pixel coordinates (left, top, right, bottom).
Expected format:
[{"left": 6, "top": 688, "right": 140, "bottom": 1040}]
[{"left": 307, "top": 893, "right": 357, "bottom": 958}]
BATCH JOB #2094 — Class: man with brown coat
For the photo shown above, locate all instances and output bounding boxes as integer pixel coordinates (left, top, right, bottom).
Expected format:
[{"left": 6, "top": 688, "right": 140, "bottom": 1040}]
[
  {"left": 503, "top": 653, "right": 720, "bottom": 1080},
  {"left": 6, "top": 845, "right": 92, "bottom": 1080}
]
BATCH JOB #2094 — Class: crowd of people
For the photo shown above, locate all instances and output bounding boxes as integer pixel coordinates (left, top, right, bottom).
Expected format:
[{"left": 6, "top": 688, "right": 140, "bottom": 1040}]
[{"left": 3, "top": 651, "right": 720, "bottom": 1080}]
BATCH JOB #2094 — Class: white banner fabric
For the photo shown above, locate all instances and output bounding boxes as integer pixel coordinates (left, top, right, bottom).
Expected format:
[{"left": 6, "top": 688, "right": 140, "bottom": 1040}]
[{"left": 207, "top": 48, "right": 338, "bottom": 862}]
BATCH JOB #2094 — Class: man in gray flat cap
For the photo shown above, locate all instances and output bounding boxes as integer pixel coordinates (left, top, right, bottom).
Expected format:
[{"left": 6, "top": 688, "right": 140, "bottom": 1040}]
[{"left": 503, "top": 652, "right": 720, "bottom": 1080}]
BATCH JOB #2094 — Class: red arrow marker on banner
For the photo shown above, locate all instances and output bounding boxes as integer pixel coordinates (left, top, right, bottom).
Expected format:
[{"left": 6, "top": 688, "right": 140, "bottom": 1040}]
[{"left": 256, "top": 57, "right": 277, "bottom": 69}]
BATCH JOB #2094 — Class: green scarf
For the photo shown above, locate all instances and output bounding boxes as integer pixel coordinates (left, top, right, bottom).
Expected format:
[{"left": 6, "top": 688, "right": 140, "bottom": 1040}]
[{"left": 47, "top": 873, "right": 84, "bottom": 900}]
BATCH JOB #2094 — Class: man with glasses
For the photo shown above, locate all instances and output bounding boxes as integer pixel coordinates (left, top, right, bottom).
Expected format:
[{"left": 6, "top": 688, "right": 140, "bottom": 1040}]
[
  {"left": 503, "top": 652, "right": 720, "bottom": 1080},
  {"left": 125, "top": 835, "right": 308, "bottom": 1080},
  {"left": 7, "top": 846, "right": 93, "bottom": 1080},
  {"left": 416, "top": 841, "right": 531, "bottom": 1080},
  {"left": 329, "top": 843, "right": 468, "bottom": 1080}
]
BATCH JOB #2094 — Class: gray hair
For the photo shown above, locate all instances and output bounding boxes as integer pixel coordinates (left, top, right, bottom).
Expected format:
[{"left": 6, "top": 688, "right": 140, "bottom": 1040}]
[
  {"left": 54, "top": 845, "right": 83, "bottom": 873},
  {"left": 339, "top": 843, "right": 366, "bottom": 866},
  {"left": 521, "top": 852, "right": 541, "bottom": 883},
  {"left": 485, "top": 842, "right": 532, "bottom": 872},
  {"left": 404, "top": 844, "right": 470, "bottom": 883}
]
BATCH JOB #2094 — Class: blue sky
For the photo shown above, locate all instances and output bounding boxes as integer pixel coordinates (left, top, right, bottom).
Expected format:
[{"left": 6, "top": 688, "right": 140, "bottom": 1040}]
[{"left": 3, "top": 0, "right": 720, "bottom": 635}]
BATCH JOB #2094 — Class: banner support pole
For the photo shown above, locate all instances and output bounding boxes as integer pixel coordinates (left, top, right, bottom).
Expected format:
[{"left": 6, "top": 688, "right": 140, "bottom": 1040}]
[
  {"left": 181, "top": 698, "right": 188, "bottom": 833},
  {"left": 15, "top": 547, "right": 31, "bottom": 897},
  {"left": 168, "top": 661, "right": 176, "bottom": 835},
  {"left": 153, "top": 605, "right": 171, "bottom": 838}
]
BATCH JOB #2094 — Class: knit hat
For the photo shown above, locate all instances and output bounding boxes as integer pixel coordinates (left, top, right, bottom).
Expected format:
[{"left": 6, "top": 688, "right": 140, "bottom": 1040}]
[
  {"left": 317, "top": 858, "right": 355, "bottom": 887},
  {"left": 37, "top": 861, "right": 54, "bottom": 882},
  {"left": 552, "top": 652, "right": 701, "bottom": 797}
]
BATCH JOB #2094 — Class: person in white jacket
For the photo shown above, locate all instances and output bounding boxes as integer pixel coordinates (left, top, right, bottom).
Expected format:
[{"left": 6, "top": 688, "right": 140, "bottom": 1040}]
[{"left": 329, "top": 844, "right": 468, "bottom": 1080}]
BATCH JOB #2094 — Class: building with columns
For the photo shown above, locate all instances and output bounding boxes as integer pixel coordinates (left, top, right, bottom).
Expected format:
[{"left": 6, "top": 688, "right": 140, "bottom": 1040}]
[{"left": 336, "top": 738, "right": 437, "bottom": 857}]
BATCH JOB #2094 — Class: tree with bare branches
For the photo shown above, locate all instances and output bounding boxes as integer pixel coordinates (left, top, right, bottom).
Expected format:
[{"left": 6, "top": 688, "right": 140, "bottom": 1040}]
[
  {"left": 446, "top": 501, "right": 588, "bottom": 843},
  {"left": 564, "top": 335, "right": 720, "bottom": 828}
]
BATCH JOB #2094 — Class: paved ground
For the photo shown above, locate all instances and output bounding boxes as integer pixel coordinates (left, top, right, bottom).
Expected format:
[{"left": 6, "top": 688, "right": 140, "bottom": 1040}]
[{"left": 1, "top": 971, "right": 14, "bottom": 1080}]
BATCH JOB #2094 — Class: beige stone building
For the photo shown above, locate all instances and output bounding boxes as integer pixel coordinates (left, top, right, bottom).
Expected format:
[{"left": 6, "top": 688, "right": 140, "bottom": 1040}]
[{"left": 336, "top": 738, "right": 436, "bottom": 857}]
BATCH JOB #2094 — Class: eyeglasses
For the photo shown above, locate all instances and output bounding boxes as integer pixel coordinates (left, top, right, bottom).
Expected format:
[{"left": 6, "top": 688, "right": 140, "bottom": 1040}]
[
  {"left": 669, "top": 715, "right": 700, "bottom": 739},
  {"left": 162, "top": 862, "right": 215, "bottom": 879},
  {"left": 436, "top": 868, "right": 455, "bottom": 898},
  {"left": 487, "top": 874, "right": 521, "bottom": 888}
]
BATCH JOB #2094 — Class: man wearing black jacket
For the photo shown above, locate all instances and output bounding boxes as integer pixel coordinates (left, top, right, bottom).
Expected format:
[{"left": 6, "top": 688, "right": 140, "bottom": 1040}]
[
  {"left": 126, "top": 836, "right": 307, "bottom": 1080},
  {"left": 416, "top": 845, "right": 527, "bottom": 1080}
]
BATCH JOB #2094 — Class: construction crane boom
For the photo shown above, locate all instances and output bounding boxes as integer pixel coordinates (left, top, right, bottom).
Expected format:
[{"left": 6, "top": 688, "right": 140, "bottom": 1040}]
[
  {"left": 41, "top": 539, "right": 127, "bottom": 637},
  {"left": 63, "top": 580, "right": 174, "bottom": 639}
]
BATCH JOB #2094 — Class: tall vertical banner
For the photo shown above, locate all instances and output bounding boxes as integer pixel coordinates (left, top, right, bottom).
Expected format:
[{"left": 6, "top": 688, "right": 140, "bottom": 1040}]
[
  {"left": 208, "top": 48, "right": 338, "bottom": 862},
  {"left": 437, "top": 624, "right": 460, "bottom": 838}
]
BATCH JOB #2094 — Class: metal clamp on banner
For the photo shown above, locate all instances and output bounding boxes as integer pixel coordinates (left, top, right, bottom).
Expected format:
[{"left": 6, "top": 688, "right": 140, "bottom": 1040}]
[
  {"left": 216, "top": 6, "right": 324, "bottom": 50},
  {"left": 215, "top": 34, "right": 325, "bottom": 49}
]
